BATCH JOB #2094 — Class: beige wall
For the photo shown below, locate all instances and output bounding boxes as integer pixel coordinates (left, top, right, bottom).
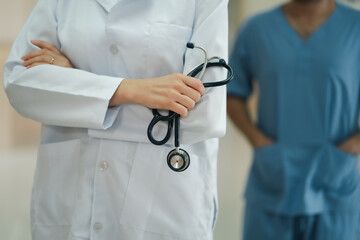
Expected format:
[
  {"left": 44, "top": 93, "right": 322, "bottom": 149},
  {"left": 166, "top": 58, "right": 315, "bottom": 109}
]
[
  {"left": 0, "top": 46, "right": 41, "bottom": 150},
  {"left": 0, "top": 0, "right": 40, "bottom": 151},
  {"left": 0, "top": 0, "right": 38, "bottom": 44}
]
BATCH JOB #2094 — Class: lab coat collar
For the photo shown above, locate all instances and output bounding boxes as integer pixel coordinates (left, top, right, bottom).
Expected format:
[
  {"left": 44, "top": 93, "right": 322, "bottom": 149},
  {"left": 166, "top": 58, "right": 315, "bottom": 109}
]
[{"left": 95, "top": 0, "right": 118, "bottom": 13}]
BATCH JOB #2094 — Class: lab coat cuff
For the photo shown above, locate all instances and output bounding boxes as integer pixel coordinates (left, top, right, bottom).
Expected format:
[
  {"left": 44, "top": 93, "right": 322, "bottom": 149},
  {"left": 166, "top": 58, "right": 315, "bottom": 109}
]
[
  {"left": 103, "top": 105, "right": 121, "bottom": 129},
  {"left": 100, "top": 76, "right": 124, "bottom": 129}
]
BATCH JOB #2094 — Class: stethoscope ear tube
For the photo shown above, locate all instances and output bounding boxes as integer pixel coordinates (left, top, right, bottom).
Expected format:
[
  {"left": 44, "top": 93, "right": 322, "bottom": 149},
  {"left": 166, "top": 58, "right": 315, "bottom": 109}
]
[
  {"left": 187, "top": 60, "right": 234, "bottom": 88},
  {"left": 147, "top": 110, "right": 177, "bottom": 145}
]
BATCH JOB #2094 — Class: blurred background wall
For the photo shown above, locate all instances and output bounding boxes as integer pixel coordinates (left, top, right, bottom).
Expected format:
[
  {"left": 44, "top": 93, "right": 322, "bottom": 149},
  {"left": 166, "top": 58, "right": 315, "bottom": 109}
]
[{"left": 0, "top": 0, "right": 359, "bottom": 240}]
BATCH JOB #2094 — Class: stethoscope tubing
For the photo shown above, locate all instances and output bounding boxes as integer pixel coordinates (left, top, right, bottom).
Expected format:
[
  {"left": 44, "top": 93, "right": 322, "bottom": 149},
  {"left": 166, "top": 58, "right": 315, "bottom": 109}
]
[
  {"left": 147, "top": 59, "right": 234, "bottom": 147},
  {"left": 188, "top": 60, "right": 234, "bottom": 87}
]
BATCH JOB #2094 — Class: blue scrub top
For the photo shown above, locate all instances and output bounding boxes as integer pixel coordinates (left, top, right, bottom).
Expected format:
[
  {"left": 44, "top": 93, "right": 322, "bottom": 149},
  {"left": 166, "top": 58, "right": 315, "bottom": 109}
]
[{"left": 228, "top": 2, "right": 360, "bottom": 215}]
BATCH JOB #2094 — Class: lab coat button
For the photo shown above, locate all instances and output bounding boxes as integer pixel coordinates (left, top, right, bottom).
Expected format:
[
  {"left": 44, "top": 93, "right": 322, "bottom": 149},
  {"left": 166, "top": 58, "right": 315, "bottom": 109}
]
[
  {"left": 93, "top": 222, "right": 103, "bottom": 232},
  {"left": 110, "top": 45, "right": 119, "bottom": 54},
  {"left": 99, "top": 161, "right": 108, "bottom": 171}
]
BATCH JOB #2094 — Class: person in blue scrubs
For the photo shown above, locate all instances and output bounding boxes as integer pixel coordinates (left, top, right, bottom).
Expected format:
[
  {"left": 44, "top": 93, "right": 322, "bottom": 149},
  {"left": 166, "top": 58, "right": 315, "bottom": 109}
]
[{"left": 227, "top": 0, "right": 360, "bottom": 239}]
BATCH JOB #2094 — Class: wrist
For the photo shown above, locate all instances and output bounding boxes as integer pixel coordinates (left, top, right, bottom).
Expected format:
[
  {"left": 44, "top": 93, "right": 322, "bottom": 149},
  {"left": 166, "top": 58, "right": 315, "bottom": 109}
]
[
  {"left": 246, "top": 128, "right": 273, "bottom": 148},
  {"left": 251, "top": 136, "right": 273, "bottom": 148},
  {"left": 109, "top": 79, "right": 133, "bottom": 106}
]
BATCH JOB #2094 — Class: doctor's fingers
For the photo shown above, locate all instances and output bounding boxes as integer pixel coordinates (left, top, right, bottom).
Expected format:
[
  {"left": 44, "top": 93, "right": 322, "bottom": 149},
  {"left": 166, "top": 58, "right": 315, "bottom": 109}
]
[
  {"left": 22, "top": 51, "right": 74, "bottom": 68},
  {"left": 164, "top": 100, "right": 189, "bottom": 117},
  {"left": 181, "top": 75, "right": 205, "bottom": 96},
  {"left": 171, "top": 91, "right": 197, "bottom": 110},
  {"left": 179, "top": 84, "right": 202, "bottom": 103},
  {"left": 22, "top": 47, "right": 58, "bottom": 61},
  {"left": 22, "top": 55, "right": 56, "bottom": 68},
  {"left": 25, "top": 62, "right": 50, "bottom": 69},
  {"left": 148, "top": 91, "right": 195, "bottom": 117},
  {"left": 30, "top": 40, "right": 61, "bottom": 54}
]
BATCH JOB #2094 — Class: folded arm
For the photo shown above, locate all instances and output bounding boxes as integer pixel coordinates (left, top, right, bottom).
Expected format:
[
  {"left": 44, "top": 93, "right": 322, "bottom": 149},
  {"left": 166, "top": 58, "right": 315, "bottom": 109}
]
[{"left": 4, "top": 0, "right": 204, "bottom": 131}]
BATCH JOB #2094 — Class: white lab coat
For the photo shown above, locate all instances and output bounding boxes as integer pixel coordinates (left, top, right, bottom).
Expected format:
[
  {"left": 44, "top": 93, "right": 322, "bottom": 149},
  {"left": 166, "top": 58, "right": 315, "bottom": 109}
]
[{"left": 3, "top": 0, "right": 228, "bottom": 239}]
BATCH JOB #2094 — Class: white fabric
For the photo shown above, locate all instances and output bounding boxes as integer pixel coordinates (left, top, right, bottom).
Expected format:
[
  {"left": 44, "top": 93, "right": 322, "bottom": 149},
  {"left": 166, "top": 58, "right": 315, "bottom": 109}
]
[{"left": 3, "top": 0, "right": 228, "bottom": 239}]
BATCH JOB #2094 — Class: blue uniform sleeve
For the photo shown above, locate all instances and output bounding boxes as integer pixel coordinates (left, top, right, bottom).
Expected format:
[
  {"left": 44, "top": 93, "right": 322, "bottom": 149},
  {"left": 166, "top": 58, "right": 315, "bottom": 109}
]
[{"left": 227, "top": 20, "right": 255, "bottom": 99}]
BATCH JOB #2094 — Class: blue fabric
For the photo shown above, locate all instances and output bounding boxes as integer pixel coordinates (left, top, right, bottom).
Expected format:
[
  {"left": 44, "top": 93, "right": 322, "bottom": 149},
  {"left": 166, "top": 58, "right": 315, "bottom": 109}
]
[
  {"left": 242, "top": 204, "right": 360, "bottom": 240},
  {"left": 228, "top": 2, "right": 360, "bottom": 215}
]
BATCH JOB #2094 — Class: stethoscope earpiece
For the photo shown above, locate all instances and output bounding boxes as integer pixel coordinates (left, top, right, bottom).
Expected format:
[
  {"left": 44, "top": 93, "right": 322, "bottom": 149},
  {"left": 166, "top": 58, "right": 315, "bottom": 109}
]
[
  {"left": 167, "top": 148, "right": 191, "bottom": 172},
  {"left": 147, "top": 42, "right": 233, "bottom": 172},
  {"left": 219, "top": 58, "right": 226, "bottom": 66},
  {"left": 186, "top": 42, "right": 195, "bottom": 49}
]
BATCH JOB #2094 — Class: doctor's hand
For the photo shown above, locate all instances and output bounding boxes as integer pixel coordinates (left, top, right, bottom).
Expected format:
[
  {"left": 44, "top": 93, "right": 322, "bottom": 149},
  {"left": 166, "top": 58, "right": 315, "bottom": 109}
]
[
  {"left": 338, "top": 132, "right": 360, "bottom": 155},
  {"left": 109, "top": 74, "right": 205, "bottom": 117},
  {"left": 22, "top": 40, "right": 74, "bottom": 69}
]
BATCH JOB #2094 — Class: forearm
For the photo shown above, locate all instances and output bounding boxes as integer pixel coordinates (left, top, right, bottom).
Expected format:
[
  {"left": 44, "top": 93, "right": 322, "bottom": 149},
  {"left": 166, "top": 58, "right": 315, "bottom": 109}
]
[
  {"left": 109, "top": 74, "right": 204, "bottom": 117},
  {"left": 5, "top": 63, "right": 123, "bottom": 129},
  {"left": 227, "top": 95, "right": 273, "bottom": 148}
]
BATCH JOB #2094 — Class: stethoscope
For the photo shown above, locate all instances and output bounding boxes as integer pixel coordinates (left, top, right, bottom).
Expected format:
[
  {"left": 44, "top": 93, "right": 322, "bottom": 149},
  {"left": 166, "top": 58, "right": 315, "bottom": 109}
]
[{"left": 147, "top": 42, "right": 234, "bottom": 172}]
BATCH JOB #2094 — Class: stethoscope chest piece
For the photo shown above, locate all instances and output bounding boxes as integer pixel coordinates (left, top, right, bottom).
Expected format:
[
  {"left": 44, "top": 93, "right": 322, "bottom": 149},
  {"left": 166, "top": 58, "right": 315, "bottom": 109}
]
[{"left": 167, "top": 148, "right": 190, "bottom": 172}]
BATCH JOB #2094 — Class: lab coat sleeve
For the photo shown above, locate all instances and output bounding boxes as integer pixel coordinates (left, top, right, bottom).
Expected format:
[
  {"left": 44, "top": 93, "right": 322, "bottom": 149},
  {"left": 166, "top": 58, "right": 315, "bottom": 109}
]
[
  {"left": 3, "top": 0, "right": 123, "bottom": 129},
  {"left": 227, "top": 18, "right": 255, "bottom": 99},
  {"left": 179, "top": 0, "right": 229, "bottom": 144}
]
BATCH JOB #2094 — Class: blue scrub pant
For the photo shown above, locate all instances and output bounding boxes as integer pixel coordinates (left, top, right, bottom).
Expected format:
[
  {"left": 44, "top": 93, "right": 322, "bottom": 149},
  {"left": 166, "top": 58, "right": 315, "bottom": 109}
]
[{"left": 242, "top": 204, "right": 360, "bottom": 240}]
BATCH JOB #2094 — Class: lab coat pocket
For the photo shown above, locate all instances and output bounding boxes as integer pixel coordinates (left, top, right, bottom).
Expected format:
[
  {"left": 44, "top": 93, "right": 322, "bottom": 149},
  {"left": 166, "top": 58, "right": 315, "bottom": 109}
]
[
  {"left": 120, "top": 143, "right": 208, "bottom": 238},
  {"left": 147, "top": 23, "right": 192, "bottom": 77},
  {"left": 252, "top": 143, "right": 285, "bottom": 194},
  {"left": 32, "top": 139, "right": 81, "bottom": 225},
  {"left": 323, "top": 144, "right": 360, "bottom": 194}
]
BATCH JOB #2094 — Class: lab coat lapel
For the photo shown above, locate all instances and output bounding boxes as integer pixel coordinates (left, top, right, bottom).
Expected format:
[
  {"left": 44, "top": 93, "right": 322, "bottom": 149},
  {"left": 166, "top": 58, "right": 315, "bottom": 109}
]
[{"left": 95, "top": 0, "right": 118, "bottom": 12}]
